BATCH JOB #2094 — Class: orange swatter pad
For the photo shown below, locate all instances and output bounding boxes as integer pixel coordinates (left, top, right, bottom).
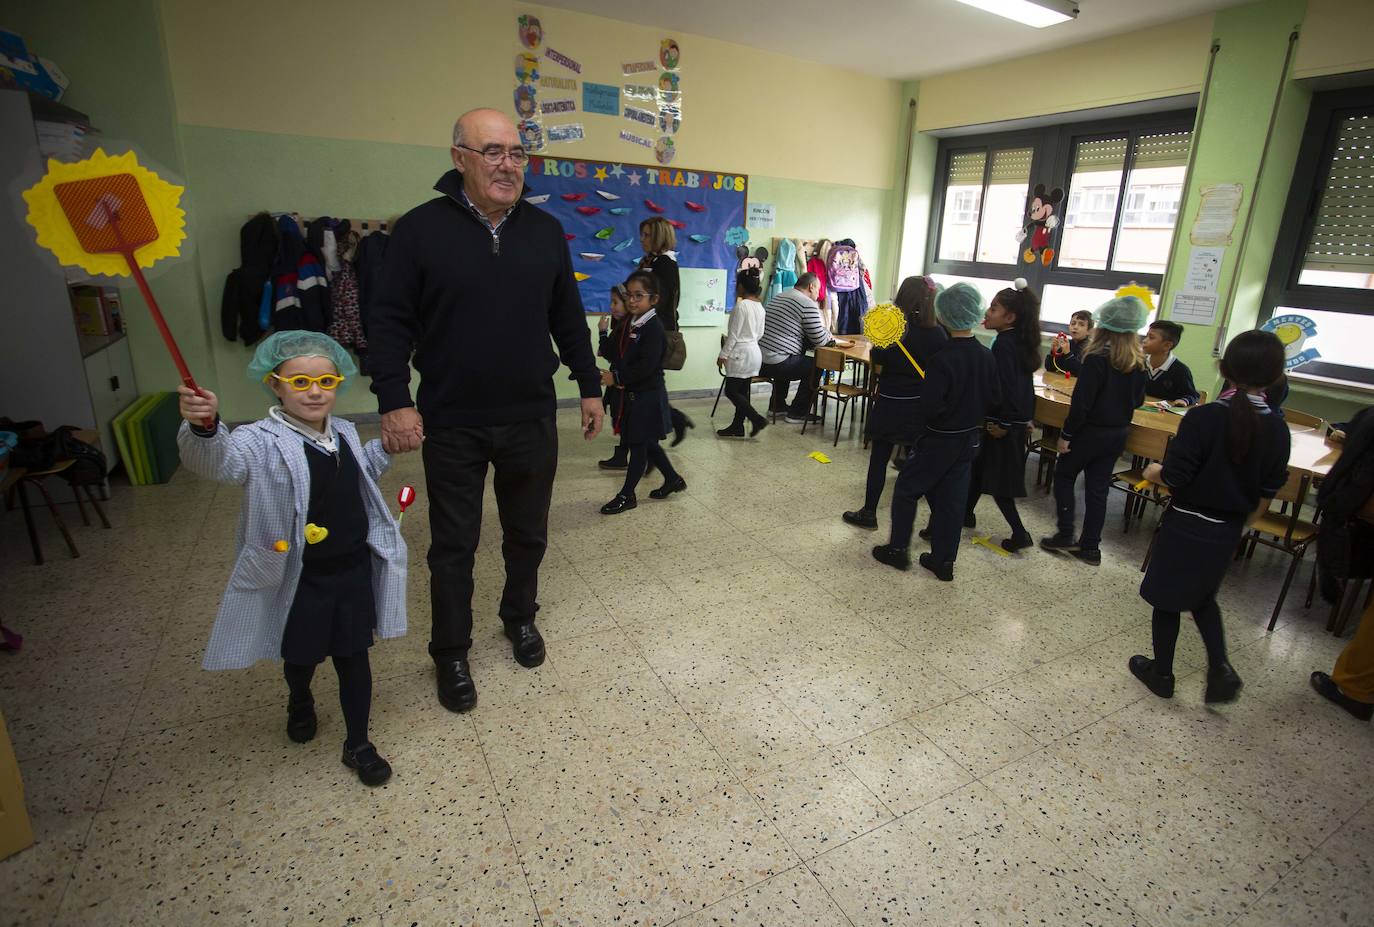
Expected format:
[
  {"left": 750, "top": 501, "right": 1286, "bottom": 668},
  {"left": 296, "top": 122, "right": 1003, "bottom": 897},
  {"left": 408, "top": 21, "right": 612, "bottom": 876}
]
[{"left": 52, "top": 174, "right": 158, "bottom": 255}]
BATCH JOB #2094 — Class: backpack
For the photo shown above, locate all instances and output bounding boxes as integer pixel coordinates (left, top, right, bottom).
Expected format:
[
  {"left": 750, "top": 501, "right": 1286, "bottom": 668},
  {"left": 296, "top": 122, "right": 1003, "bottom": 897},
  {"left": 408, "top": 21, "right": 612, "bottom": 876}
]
[
  {"left": 8, "top": 425, "right": 107, "bottom": 483},
  {"left": 827, "top": 244, "right": 862, "bottom": 292}
]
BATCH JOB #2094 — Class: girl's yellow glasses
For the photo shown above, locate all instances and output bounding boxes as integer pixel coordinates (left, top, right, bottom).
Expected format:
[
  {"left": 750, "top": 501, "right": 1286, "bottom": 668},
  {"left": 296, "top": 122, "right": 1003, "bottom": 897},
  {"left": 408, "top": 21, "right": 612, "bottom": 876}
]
[{"left": 268, "top": 372, "right": 346, "bottom": 391}]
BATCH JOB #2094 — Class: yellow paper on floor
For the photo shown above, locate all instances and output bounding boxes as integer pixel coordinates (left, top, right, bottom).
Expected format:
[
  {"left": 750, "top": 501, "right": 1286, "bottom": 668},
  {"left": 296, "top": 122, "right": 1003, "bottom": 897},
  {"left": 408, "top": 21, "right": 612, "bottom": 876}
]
[{"left": 808, "top": 451, "right": 831, "bottom": 464}]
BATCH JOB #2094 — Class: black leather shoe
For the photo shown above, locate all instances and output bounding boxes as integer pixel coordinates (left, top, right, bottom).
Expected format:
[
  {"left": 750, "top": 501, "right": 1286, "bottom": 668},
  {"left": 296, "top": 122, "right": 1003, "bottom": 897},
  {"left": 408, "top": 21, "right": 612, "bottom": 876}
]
[
  {"left": 650, "top": 476, "right": 687, "bottom": 499},
  {"left": 716, "top": 425, "right": 746, "bottom": 438},
  {"left": 918, "top": 526, "right": 932, "bottom": 541},
  {"left": 872, "top": 544, "right": 910, "bottom": 571},
  {"left": 750, "top": 416, "right": 768, "bottom": 437},
  {"left": 1072, "top": 547, "right": 1102, "bottom": 566},
  {"left": 435, "top": 658, "right": 477, "bottom": 713},
  {"left": 286, "top": 697, "right": 317, "bottom": 743},
  {"left": 918, "top": 553, "right": 954, "bottom": 582},
  {"left": 1311, "top": 671, "right": 1373, "bottom": 721},
  {"left": 600, "top": 493, "right": 637, "bottom": 514},
  {"left": 842, "top": 508, "right": 878, "bottom": 529},
  {"left": 1129, "top": 655, "right": 1175, "bottom": 699},
  {"left": 963, "top": 512, "right": 977, "bottom": 529},
  {"left": 1040, "top": 534, "right": 1079, "bottom": 554},
  {"left": 505, "top": 621, "right": 546, "bottom": 668},
  {"left": 1001, "top": 532, "right": 1034, "bottom": 552},
  {"left": 671, "top": 411, "right": 695, "bottom": 447},
  {"left": 598, "top": 455, "right": 628, "bottom": 470},
  {"left": 1205, "top": 662, "right": 1243, "bottom": 704},
  {"left": 341, "top": 741, "right": 393, "bottom": 786}
]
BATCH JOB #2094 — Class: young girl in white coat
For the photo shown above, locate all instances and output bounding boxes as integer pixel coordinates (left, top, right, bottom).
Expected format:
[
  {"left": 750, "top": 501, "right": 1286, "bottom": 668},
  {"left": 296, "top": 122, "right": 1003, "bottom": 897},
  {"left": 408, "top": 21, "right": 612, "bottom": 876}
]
[
  {"left": 715, "top": 269, "right": 769, "bottom": 437},
  {"left": 177, "top": 331, "right": 406, "bottom": 786}
]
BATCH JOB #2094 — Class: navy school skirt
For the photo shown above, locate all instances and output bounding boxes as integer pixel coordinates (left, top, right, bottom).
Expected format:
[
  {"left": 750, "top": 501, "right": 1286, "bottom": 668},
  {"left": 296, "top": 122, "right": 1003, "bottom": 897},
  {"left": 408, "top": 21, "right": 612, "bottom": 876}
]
[
  {"left": 1139, "top": 506, "right": 1246, "bottom": 612},
  {"left": 281, "top": 548, "right": 377, "bottom": 664}
]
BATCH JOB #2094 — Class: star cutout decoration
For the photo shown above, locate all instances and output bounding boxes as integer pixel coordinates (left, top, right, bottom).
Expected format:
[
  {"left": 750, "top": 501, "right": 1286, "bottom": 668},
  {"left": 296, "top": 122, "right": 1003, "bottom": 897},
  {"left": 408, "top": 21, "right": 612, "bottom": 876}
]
[
  {"left": 627, "top": 171, "right": 642, "bottom": 186},
  {"left": 609, "top": 164, "right": 625, "bottom": 178},
  {"left": 593, "top": 166, "right": 608, "bottom": 182}
]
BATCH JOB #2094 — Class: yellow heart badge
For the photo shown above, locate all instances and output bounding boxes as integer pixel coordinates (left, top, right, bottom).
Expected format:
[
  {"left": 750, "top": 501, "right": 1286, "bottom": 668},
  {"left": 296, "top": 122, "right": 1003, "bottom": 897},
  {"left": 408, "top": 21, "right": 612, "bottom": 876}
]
[{"left": 304, "top": 523, "right": 329, "bottom": 545}]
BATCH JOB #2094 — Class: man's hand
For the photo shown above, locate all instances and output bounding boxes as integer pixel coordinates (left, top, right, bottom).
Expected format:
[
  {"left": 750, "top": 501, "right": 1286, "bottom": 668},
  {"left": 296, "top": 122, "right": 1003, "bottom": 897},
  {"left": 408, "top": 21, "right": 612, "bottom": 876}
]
[
  {"left": 381, "top": 407, "right": 424, "bottom": 454},
  {"left": 1143, "top": 462, "right": 1164, "bottom": 485},
  {"left": 1057, "top": 437, "right": 1071, "bottom": 455},
  {"left": 581, "top": 397, "right": 604, "bottom": 440},
  {"left": 985, "top": 422, "right": 1008, "bottom": 439},
  {"left": 178, "top": 385, "right": 218, "bottom": 425},
  {"left": 600, "top": 369, "right": 615, "bottom": 386}
]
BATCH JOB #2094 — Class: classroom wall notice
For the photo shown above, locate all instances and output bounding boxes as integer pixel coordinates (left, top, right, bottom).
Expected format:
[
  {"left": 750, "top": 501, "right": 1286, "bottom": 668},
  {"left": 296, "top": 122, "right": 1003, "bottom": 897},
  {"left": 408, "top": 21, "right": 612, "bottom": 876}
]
[{"left": 522, "top": 155, "right": 748, "bottom": 323}]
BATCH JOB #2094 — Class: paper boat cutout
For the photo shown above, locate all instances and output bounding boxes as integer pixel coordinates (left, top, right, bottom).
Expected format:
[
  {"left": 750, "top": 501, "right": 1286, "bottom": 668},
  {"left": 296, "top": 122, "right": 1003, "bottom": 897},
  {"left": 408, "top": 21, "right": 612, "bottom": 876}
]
[
  {"left": 688, "top": 234, "right": 710, "bottom": 243},
  {"left": 609, "top": 207, "right": 631, "bottom": 215},
  {"left": 579, "top": 252, "right": 605, "bottom": 261},
  {"left": 613, "top": 238, "right": 635, "bottom": 251},
  {"left": 685, "top": 201, "right": 706, "bottom": 212},
  {"left": 595, "top": 227, "right": 614, "bottom": 239},
  {"left": 564, "top": 233, "right": 576, "bottom": 240},
  {"left": 575, "top": 206, "right": 602, "bottom": 215},
  {"left": 574, "top": 272, "right": 590, "bottom": 281},
  {"left": 645, "top": 199, "right": 664, "bottom": 213},
  {"left": 561, "top": 193, "right": 587, "bottom": 202},
  {"left": 524, "top": 194, "right": 550, "bottom": 204},
  {"left": 595, "top": 190, "right": 621, "bottom": 200},
  {"left": 667, "top": 219, "right": 686, "bottom": 229}
]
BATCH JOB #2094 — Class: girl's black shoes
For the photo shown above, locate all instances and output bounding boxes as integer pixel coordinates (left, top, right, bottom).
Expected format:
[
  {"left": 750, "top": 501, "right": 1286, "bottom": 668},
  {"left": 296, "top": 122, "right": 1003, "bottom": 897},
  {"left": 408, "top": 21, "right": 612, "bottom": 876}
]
[
  {"left": 650, "top": 477, "right": 687, "bottom": 499},
  {"left": 1001, "top": 532, "right": 1034, "bottom": 552},
  {"left": 286, "top": 697, "right": 317, "bottom": 743},
  {"left": 598, "top": 455, "right": 628, "bottom": 470},
  {"left": 671, "top": 411, "right": 695, "bottom": 446},
  {"left": 342, "top": 741, "right": 392, "bottom": 786},
  {"left": 842, "top": 508, "right": 878, "bottom": 529},
  {"left": 750, "top": 416, "right": 768, "bottom": 437},
  {"left": 600, "top": 493, "right": 637, "bottom": 514},
  {"left": 1205, "top": 662, "right": 1243, "bottom": 704},
  {"left": 872, "top": 545, "right": 910, "bottom": 571},
  {"left": 717, "top": 425, "right": 746, "bottom": 437},
  {"left": 1129, "top": 655, "right": 1175, "bottom": 699}
]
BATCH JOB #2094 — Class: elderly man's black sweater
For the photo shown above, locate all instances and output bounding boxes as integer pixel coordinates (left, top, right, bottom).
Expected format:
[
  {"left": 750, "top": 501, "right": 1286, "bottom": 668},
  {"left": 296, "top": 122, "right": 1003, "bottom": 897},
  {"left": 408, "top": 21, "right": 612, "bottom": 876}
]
[{"left": 368, "top": 170, "right": 601, "bottom": 427}]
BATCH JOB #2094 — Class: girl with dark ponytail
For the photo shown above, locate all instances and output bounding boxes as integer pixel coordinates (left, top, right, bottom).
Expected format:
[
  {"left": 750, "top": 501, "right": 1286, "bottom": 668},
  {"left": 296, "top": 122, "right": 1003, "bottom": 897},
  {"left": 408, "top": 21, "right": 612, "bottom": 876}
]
[
  {"left": 1131, "top": 329, "right": 1290, "bottom": 705},
  {"left": 962, "top": 279, "right": 1041, "bottom": 550}
]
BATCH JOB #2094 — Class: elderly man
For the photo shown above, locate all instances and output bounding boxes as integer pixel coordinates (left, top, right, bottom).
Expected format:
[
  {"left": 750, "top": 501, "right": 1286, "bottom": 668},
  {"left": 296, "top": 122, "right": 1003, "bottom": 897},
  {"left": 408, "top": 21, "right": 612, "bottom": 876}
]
[
  {"left": 758, "top": 272, "right": 848, "bottom": 424},
  {"left": 369, "top": 108, "right": 603, "bottom": 713}
]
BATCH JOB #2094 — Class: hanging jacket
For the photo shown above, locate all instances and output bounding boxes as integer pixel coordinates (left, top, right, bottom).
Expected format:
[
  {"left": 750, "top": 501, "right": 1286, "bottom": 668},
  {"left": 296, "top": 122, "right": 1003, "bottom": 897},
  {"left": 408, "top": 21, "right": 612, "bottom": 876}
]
[
  {"left": 805, "top": 255, "right": 828, "bottom": 305},
  {"left": 272, "top": 216, "right": 330, "bottom": 332},
  {"left": 767, "top": 238, "right": 798, "bottom": 301},
  {"left": 220, "top": 212, "right": 278, "bottom": 344},
  {"left": 354, "top": 230, "right": 390, "bottom": 339}
]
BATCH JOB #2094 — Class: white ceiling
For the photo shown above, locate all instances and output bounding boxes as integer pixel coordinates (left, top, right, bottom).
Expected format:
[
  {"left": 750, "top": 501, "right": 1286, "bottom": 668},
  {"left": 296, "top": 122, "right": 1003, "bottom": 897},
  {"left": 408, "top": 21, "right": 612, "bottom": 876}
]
[{"left": 536, "top": 0, "right": 1249, "bottom": 80}]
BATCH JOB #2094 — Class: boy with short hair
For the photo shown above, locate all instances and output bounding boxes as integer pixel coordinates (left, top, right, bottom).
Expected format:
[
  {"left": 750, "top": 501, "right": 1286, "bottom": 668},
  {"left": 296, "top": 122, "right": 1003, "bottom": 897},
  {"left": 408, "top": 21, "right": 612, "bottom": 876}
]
[
  {"left": 1142, "top": 320, "right": 1199, "bottom": 407},
  {"left": 1046, "top": 309, "right": 1093, "bottom": 375}
]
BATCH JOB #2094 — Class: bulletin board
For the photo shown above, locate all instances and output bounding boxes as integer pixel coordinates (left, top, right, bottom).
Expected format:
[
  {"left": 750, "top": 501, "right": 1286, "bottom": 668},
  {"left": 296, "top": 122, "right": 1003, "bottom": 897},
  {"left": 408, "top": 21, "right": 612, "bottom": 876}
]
[{"left": 522, "top": 155, "right": 748, "bottom": 325}]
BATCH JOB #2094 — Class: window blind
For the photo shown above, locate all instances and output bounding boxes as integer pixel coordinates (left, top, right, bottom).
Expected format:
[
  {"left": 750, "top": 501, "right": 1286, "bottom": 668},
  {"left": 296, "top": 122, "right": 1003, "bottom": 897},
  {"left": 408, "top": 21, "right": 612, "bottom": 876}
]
[
  {"left": 1304, "top": 112, "right": 1374, "bottom": 274},
  {"left": 989, "top": 147, "right": 1033, "bottom": 185},
  {"left": 1132, "top": 130, "right": 1192, "bottom": 168},
  {"left": 947, "top": 151, "right": 987, "bottom": 186}
]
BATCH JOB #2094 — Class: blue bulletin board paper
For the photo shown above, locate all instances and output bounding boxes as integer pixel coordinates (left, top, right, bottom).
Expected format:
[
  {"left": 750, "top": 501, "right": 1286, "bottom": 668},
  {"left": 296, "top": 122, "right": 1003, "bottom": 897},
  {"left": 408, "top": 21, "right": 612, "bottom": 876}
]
[
  {"left": 522, "top": 156, "right": 747, "bottom": 325},
  {"left": 582, "top": 82, "right": 620, "bottom": 116}
]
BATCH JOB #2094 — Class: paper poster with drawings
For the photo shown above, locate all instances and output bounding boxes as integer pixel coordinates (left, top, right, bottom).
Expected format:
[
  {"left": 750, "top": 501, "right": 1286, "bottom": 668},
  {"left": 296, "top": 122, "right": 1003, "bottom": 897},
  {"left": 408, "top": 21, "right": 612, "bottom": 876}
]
[
  {"left": 678, "top": 267, "right": 728, "bottom": 327},
  {"left": 1191, "top": 183, "right": 1242, "bottom": 246}
]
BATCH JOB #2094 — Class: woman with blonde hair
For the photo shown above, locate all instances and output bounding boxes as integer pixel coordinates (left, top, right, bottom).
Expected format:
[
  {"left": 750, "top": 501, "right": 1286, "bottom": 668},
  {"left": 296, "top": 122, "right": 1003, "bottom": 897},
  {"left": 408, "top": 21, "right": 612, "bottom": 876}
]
[{"left": 638, "top": 216, "right": 693, "bottom": 444}]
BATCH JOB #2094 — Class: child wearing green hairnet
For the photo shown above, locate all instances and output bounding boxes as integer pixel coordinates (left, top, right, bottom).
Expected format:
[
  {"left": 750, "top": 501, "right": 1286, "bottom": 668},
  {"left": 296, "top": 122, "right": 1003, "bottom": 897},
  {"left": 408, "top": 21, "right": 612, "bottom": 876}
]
[{"left": 176, "top": 330, "right": 407, "bottom": 787}]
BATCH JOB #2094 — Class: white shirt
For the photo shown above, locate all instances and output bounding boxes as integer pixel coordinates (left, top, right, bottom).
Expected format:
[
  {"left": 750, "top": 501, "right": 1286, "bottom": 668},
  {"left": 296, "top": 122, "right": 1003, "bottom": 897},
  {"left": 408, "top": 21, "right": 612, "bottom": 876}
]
[{"left": 719, "top": 299, "right": 765, "bottom": 378}]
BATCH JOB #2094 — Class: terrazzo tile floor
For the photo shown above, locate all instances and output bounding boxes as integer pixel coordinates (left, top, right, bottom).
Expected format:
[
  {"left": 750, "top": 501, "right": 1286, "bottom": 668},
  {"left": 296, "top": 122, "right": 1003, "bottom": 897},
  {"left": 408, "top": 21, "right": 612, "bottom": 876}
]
[{"left": 1, "top": 394, "right": 1371, "bottom": 926}]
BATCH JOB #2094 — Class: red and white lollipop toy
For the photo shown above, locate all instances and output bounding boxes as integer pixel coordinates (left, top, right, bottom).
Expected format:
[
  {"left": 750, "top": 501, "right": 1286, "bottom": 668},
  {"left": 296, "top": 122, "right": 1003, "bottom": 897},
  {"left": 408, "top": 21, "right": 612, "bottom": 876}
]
[{"left": 397, "top": 485, "right": 416, "bottom": 524}]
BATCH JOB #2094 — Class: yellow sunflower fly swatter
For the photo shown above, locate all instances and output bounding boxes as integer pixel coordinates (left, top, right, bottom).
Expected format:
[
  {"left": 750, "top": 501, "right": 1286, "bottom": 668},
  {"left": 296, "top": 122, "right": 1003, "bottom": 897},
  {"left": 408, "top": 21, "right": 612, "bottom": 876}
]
[{"left": 861, "top": 303, "right": 924, "bottom": 378}]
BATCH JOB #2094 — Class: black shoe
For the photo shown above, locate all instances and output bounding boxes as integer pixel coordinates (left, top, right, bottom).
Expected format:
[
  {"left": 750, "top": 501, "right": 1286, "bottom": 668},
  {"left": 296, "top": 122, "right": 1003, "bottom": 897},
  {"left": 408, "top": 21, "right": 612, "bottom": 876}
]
[
  {"left": 918, "top": 553, "right": 954, "bottom": 582},
  {"left": 600, "top": 493, "right": 637, "bottom": 514},
  {"left": 785, "top": 413, "right": 823, "bottom": 425},
  {"left": 918, "top": 526, "right": 932, "bottom": 541},
  {"left": 716, "top": 425, "right": 746, "bottom": 438},
  {"left": 598, "top": 455, "right": 628, "bottom": 470},
  {"left": 1072, "top": 548, "right": 1102, "bottom": 566},
  {"left": 750, "top": 417, "right": 768, "bottom": 437},
  {"left": 963, "top": 512, "right": 977, "bottom": 529},
  {"left": 872, "top": 544, "right": 911, "bottom": 571},
  {"left": 842, "top": 508, "right": 879, "bottom": 530},
  {"left": 504, "top": 621, "right": 546, "bottom": 668},
  {"left": 649, "top": 476, "right": 687, "bottom": 499},
  {"left": 1205, "top": 662, "right": 1243, "bottom": 704},
  {"left": 1001, "top": 532, "right": 1034, "bottom": 552},
  {"left": 671, "top": 411, "right": 695, "bottom": 447},
  {"left": 435, "top": 658, "right": 477, "bottom": 713},
  {"left": 1129, "top": 655, "right": 1175, "bottom": 699},
  {"left": 1310, "top": 671, "right": 1374, "bottom": 721},
  {"left": 286, "top": 697, "right": 317, "bottom": 743},
  {"left": 1040, "top": 534, "right": 1080, "bottom": 554},
  {"left": 342, "top": 741, "right": 393, "bottom": 787}
]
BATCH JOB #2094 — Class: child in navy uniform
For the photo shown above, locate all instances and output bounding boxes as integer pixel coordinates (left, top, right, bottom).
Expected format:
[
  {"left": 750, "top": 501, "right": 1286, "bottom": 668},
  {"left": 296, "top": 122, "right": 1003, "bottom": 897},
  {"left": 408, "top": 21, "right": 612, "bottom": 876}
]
[
  {"left": 599, "top": 270, "right": 687, "bottom": 514},
  {"left": 1142, "top": 320, "right": 1200, "bottom": 407},
  {"left": 873, "top": 283, "right": 1000, "bottom": 581},
  {"left": 1045, "top": 309, "right": 1093, "bottom": 376},
  {"left": 966, "top": 279, "right": 1041, "bottom": 551},
  {"left": 176, "top": 331, "right": 406, "bottom": 787},
  {"left": 1130, "top": 330, "right": 1291, "bottom": 703},
  {"left": 1041, "top": 295, "right": 1149, "bottom": 565},
  {"left": 842, "top": 275, "right": 947, "bottom": 529},
  {"left": 597, "top": 284, "right": 632, "bottom": 470}
]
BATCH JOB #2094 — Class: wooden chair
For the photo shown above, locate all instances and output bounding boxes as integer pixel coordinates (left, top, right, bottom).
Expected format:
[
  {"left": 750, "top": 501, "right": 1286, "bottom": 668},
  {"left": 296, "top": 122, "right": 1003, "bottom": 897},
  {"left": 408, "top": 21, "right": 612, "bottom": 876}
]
[
  {"left": 1110, "top": 427, "right": 1173, "bottom": 530},
  {"left": 4, "top": 460, "right": 79, "bottom": 564},
  {"left": 1281, "top": 408, "right": 1324, "bottom": 430},
  {"left": 1239, "top": 468, "right": 1320, "bottom": 631},
  {"left": 805, "top": 347, "right": 866, "bottom": 447},
  {"left": 709, "top": 334, "right": 772, "bottom": 420}
]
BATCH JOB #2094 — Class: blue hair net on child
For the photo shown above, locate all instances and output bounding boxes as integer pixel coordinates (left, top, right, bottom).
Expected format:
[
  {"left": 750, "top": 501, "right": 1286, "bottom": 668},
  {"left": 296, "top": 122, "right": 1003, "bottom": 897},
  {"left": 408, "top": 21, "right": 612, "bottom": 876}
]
[
  {"left": 1093, "top": 296, "right": 1150, "bottom": 333},
  {"left": 935, "top": 283, "right": 985, "bottom": 331},
  {"left": 247, "top": 330, "right": 358, "bottom": 395}
]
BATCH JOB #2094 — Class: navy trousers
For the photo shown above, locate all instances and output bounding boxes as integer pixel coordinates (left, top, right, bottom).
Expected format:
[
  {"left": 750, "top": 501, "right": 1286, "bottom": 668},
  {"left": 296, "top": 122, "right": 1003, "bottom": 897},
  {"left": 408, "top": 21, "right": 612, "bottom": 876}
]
[
  {"left": 1052, "top": 425, "right": 1128, "bottom": 552},
  {"left": 889, "top": 431, "right": 979, "bottom": 563}
]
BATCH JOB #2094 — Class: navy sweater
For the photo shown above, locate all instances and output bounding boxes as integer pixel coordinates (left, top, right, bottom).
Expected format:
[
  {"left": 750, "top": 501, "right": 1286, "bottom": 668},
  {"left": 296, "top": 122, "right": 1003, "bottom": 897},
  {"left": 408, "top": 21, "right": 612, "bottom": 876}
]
[
  {"left": 368, "top": 170, "right": 600, "bottom": 426},
  {"left": 1144, "top": 355, "right": 1200, "bottom": 405},
  {"left": 989, "top": 331, "right": 1035, "bottom": 426},
  {"left": 873, "top": 325, "right": 948, "bottom": 398},
  {"left": 1045, "top": 337, "right": 1086, "bottom": 375},
  {"left": 920, "top": 336, "right": 1001, "bottom": 436},
  {"left": 1062, "top": 353, "right": 1148, "bottom": 440},
  {"left": 1161, "top": 399, "right": 1291, "bottom": 519}
]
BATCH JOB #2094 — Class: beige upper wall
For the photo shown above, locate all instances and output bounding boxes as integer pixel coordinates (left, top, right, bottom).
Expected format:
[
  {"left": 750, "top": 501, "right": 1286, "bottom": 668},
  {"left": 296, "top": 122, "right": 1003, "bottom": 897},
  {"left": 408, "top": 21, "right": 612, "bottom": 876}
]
[
  {"left": 159, "top": 0, "right": 901, "bottom": 189},
  {"left": 1294, "top": 0, "right": 1374, "bottom": 79},
  {"left": 914, "top": 14, "right": 1216, "bottom": 132}
]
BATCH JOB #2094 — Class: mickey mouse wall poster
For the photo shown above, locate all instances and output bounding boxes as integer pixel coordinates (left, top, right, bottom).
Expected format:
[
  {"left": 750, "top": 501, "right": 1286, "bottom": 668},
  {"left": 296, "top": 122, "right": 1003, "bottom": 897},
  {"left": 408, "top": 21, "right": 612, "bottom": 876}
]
[{"left": 1016, "top": 183, "right": 1064, "bottom": 266}]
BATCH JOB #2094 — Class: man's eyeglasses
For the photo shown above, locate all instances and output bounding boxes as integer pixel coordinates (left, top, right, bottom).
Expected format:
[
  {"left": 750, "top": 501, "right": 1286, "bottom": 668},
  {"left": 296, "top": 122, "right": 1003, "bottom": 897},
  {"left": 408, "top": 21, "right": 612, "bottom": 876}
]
[{"left": 457, "top": 144, "right": 530, "bottom": 166}]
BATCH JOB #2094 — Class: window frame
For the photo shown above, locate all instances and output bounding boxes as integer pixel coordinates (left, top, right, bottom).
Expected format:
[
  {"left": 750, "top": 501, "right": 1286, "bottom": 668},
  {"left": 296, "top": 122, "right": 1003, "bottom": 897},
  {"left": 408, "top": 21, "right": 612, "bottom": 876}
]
[
  {"left": 925, "top": 109, "right": 1196, "bottom": 332},
  {"left": 1262, "top": 86, "right": 1374, "bottom": 387}
]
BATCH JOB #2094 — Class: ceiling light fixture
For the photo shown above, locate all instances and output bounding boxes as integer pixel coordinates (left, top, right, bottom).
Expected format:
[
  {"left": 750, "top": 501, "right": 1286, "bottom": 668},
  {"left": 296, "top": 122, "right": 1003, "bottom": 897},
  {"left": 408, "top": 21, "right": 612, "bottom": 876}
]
[{"left": 953, "top": 0, "right": 1079, "bottom": 28}]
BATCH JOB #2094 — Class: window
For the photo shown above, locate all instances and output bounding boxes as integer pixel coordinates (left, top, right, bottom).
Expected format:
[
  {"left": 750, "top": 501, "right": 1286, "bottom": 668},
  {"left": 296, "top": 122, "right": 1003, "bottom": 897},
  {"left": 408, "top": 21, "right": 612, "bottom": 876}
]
[
  {"left": 926, "top": 113, "right": 1194, "bottom": 333},
  {"left": 1264, "top": 87, "right": 1374, "bottom": 386}
]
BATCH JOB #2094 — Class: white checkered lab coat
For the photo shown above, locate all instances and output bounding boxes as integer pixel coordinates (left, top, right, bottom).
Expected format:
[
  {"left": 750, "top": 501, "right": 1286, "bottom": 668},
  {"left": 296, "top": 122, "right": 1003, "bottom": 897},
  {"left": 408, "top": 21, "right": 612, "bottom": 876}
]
[{"left": 177, "top": 415, "right": 407, "bottom": 670}]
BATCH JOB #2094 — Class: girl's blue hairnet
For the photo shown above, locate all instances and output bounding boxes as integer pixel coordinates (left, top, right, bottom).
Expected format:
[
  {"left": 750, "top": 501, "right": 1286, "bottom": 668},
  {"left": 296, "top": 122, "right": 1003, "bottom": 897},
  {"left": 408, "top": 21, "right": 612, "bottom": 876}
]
[
  {"left": 248, "top": 330, "right": 359, "bottom": 396},
  {"left": 1093, "top": 296, "right": 1151, "bottom": 333}
]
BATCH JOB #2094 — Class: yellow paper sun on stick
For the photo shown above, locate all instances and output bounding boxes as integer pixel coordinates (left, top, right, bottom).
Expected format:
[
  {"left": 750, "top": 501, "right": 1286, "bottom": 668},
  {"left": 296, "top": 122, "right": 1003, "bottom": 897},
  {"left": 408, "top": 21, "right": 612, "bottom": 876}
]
[{"left": 862, "top": 303, "right": 924, "bottom": 378}]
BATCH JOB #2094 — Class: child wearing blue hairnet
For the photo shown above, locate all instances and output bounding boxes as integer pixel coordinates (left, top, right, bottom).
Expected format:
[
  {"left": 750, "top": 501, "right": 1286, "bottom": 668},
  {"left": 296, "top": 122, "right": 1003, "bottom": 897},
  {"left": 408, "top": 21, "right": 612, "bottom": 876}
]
[{"left": 176, "top": 331, "right": 407, "bottom": 787}]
